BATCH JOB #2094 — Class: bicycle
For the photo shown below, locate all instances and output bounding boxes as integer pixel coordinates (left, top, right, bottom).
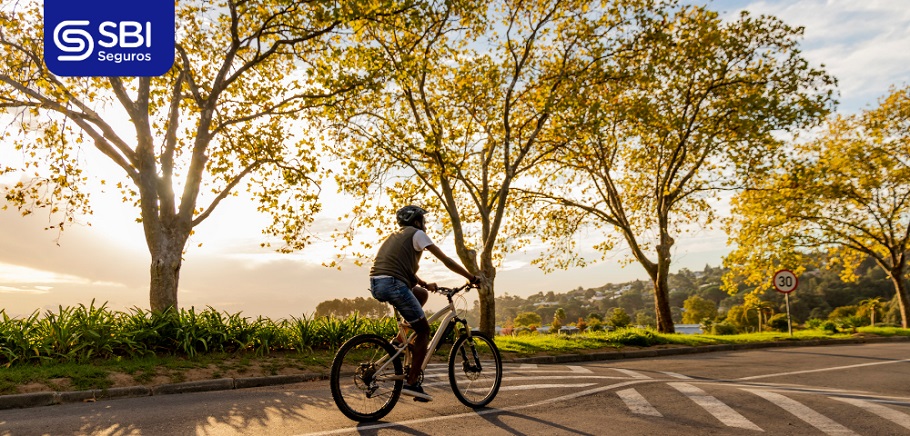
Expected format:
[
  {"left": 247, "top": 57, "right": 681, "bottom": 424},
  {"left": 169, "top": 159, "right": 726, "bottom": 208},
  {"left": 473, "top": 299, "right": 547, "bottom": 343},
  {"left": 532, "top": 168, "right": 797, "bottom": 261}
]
[{"left": 329, "top": 282, "right": 503, "bottom": 422}]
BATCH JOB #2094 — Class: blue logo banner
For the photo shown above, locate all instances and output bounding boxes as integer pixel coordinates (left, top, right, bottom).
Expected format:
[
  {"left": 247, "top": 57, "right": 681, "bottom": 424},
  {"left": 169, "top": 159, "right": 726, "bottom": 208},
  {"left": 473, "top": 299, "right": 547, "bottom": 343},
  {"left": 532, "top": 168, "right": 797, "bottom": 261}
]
[{"left": 44, "top": 0, "right": 175, "bottom": 77}]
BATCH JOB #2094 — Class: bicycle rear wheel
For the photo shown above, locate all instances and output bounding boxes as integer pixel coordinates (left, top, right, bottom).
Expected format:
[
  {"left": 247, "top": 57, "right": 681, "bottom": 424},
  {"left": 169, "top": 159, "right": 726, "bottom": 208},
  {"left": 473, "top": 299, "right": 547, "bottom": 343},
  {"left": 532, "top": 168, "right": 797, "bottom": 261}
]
[
  {"left": 448, "top": 331, "right": 502, "bottom": 408},
  {"left": 330, "top": 334, "right": 403, "bottom": 421}
]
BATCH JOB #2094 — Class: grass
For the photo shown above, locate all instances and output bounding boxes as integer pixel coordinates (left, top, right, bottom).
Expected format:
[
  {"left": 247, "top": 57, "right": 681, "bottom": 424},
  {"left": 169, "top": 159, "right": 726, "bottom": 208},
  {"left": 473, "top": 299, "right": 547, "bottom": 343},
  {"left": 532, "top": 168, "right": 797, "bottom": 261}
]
[
  {"left": 493, "top": 326, "right": 908, "bottom": 356},
  {"left": 2, "top": 303, "right": 906, "bottom": 396},
  {"left": 0, "top": 350, "right": 338, "bottom": 395}
]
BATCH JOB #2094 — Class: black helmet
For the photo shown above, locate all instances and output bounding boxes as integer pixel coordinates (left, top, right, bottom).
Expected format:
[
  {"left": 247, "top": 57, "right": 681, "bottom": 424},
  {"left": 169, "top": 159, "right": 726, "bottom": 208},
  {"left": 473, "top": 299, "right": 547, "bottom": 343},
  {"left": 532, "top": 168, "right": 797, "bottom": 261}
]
[{"left": 396, "top": 205, "right": 427, "bottom": 227}]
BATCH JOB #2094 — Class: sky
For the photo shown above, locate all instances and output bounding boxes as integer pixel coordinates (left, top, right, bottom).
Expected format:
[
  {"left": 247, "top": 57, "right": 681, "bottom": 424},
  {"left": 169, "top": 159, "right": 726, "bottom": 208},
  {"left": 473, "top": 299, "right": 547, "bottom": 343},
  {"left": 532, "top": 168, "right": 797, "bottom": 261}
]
[{"left": 1, "top": 0, "right": 909, "bottom": 319}]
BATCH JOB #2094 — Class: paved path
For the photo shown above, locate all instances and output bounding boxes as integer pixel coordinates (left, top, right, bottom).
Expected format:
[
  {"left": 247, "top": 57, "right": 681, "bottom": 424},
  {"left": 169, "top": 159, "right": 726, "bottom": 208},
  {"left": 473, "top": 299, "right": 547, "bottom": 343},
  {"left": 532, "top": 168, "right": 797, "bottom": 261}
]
[{"left": 1, "top": 341, "right": 908, "bottom": 435}]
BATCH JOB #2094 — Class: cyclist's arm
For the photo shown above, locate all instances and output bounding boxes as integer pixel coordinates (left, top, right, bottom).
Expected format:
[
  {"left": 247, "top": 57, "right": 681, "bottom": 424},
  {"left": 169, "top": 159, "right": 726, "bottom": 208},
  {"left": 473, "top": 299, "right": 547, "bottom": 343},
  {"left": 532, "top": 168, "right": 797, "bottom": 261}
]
[{"left": 425, "top": 244, "right": 474, "bottom": 281}]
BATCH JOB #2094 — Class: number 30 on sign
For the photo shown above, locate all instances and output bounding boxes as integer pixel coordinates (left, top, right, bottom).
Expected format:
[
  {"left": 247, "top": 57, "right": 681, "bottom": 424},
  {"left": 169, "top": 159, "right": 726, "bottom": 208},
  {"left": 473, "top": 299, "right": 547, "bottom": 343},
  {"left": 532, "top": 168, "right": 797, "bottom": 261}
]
[{"left": 773, "top": 270, "right": 798, "bottom": 294}]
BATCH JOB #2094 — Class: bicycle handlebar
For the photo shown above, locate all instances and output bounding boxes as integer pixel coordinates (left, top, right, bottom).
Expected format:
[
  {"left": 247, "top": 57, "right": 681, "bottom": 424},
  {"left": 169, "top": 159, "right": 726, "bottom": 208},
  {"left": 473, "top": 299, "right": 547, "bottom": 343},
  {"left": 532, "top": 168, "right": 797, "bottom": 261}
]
[{"left": 432, "top": 282, "right": 478, "bottom": 298}]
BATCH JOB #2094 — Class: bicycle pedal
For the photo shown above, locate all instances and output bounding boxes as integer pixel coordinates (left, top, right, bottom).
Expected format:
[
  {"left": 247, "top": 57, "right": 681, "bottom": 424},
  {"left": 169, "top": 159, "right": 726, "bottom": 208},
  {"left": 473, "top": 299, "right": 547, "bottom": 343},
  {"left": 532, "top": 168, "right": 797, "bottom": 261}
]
[{"left": 413, "top": 397, "right": 431, "bottom": 403}]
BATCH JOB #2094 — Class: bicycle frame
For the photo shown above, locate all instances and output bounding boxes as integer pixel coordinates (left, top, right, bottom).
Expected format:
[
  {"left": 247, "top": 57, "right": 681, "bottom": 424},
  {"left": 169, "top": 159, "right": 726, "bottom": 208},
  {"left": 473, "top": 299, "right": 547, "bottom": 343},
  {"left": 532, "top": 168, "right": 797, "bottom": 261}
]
[{"left": 374, "top": 286, "right": 472, "bottom": 379}]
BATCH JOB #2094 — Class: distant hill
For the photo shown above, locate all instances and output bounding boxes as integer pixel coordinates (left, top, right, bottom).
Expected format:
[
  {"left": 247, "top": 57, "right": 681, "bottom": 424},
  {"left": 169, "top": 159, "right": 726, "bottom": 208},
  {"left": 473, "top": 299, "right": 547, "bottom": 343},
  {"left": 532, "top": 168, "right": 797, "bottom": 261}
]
[{"left": 461, "top": 257, "right": 901, "bottom": 327}]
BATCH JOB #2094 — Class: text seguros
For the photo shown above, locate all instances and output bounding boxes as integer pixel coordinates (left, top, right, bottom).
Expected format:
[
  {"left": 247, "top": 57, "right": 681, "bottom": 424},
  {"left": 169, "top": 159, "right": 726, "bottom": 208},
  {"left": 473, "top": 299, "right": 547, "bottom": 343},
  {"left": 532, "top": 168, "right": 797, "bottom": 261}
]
[{"left": 97, "top": 51, "right": 151, "bottom": 63}]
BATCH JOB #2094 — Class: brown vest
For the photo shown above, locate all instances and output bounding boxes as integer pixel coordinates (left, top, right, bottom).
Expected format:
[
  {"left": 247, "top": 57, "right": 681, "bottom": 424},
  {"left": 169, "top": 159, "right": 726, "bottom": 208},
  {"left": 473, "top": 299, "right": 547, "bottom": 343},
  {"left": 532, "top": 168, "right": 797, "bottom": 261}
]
[{"left": 370, "top": 226, "right": 423, "bottom": 288}]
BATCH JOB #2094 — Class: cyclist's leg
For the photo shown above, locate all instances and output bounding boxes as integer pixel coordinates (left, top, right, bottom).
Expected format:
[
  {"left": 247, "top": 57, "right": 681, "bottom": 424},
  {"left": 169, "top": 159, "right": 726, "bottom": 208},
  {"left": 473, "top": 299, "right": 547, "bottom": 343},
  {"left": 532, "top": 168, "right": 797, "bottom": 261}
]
[
  {"left": 407, "top": 317, "right": 430, "bottom": 385},
  {"left": 373, "top": 278, "right": 428, "bottom": 381}
]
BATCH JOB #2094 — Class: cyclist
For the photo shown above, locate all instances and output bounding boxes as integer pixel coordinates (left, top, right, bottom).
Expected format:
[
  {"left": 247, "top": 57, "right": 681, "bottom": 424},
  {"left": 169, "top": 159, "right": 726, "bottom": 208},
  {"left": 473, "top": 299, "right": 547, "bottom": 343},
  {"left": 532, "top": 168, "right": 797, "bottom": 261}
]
[{"left": 369, "top": 205, "right": 480, "bottom": 402}]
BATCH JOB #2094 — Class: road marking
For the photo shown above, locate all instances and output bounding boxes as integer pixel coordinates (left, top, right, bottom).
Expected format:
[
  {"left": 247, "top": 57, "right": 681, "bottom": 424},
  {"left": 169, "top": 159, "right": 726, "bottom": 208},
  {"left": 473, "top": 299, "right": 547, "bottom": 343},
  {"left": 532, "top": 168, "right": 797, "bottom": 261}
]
[
  {"left": 745, "top": 389, "right": 857, "bottom": 436},
  {"left": 301, "top": 380, "right": 650, "bottom": 436},
  {"left": 737, "top": 358, "right": 910, "bottom": 381},
  {"left": 669, "top": 383, "right": 763, "bottom": 431},
  {"left": 617, "top": 388, "right": 662, "bottom": 417},
  {"left": 519, "top": 363, "right": 538, "bottom": 369},
  {"left": 568, "top": 365, "right": 593, "bottom": 374},
  {"left": 832, "top": 397, "right": 910, "bottom": 430},
  {"left": 612, "top": 368, "right": 651, "bottom": 379},
  {"left": 659, "top": 371, "right": 692, "bottom": 379},
  {"left": 499, "top": 383, "right": 597, "bottom": 392}
]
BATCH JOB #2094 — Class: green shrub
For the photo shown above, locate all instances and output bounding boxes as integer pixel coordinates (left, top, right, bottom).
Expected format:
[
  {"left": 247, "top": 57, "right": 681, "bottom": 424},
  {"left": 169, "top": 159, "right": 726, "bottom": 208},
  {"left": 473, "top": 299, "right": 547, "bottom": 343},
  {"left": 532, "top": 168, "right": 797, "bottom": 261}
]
[
  {"left": 608, "top": 308, "right": 632, "bottom": 328},
  {"left": 766, "top": 314, "right": 790, "bottom": 332},
  {"left": 836, "top": 315, "right": 866, "bottom": 333},
  {"left": 804, "top": 318, "right": 824, "bottom": 329},
  {"left": 828, "top": 305, "right": 858, "bottom": 320},
  {"left": 0, "top": 303, "right": 408, "bottom": 367},
  {"left": 820, "top": 320, "right": 838, "bottom": 334},
  {"left": 710, "top": 322, "right": 738, "bottom": 335},
  {"left": 609, "top": 328, "right": 664, "bottom": 346}
]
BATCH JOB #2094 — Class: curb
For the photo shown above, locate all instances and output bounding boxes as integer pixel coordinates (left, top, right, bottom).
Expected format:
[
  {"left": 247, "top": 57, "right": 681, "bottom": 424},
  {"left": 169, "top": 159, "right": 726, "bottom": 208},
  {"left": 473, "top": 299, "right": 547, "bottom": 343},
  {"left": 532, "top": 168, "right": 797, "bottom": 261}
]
[{"left": 1, "top": 336, "right": 906, "bottom": 410}]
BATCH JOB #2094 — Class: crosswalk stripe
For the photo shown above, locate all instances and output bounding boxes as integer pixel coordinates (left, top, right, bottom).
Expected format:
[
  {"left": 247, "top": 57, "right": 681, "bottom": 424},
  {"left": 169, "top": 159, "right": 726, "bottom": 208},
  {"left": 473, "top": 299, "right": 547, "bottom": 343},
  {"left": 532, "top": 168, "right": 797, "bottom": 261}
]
[
  {"left": 519, "top": 363, "right": 539, "bottom": 369},
  {"left": 659, "top": 371, "right": 692, "bottom": 379},
  {"left": 568, "top": 365, "right": 594, "bottom": 374},
  {"left": 670, "top": 383, "right": 763, "bottom": 431},
  {"left": 617, "top": 388, "right": 662, "bottom": 417},
  {"left": 745, "top": 389, "right": 857, "bottom": 435},
  {"left": 832, "top": 397, "right": 910, "bottom": 431},
  {"left": 613, "top": 368, "right": 651, "bottom": 379}
]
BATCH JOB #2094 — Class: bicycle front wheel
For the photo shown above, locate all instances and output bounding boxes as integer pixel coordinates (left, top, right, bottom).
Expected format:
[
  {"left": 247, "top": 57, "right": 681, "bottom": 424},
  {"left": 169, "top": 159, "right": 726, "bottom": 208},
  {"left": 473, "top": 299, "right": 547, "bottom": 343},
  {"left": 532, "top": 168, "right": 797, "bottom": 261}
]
[
  {"left": 448, "top": 331, "right": 502, "bottom": 408},
  {"left": 330, "top": 334, "right": 403, "bottom": 422}
]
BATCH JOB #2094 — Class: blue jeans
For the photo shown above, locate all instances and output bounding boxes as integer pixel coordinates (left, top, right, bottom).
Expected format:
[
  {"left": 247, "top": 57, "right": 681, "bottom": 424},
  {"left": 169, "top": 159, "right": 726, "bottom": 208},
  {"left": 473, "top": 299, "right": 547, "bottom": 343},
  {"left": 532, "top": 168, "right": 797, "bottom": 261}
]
[{"left": 370, "top": 276, "right": 425, "bottom": 323}]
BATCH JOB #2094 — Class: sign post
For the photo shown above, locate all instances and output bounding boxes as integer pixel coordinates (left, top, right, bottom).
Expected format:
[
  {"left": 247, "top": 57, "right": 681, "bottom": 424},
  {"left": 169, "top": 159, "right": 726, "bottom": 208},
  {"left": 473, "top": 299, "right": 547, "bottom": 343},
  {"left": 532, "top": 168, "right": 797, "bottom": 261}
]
[{"left": 773, "top": 269, "right": 798, "bottom": 336}]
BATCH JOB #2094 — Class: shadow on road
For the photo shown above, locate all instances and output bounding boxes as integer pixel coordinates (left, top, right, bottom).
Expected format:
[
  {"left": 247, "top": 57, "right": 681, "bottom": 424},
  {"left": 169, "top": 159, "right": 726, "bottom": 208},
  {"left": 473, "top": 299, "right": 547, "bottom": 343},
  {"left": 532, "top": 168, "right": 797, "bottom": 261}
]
[
  {"left": 475, "top": 409, "right": 596, "bottom": 436},
  {"left": 0, "top": 386, "right": 338, "bottom": 436}
]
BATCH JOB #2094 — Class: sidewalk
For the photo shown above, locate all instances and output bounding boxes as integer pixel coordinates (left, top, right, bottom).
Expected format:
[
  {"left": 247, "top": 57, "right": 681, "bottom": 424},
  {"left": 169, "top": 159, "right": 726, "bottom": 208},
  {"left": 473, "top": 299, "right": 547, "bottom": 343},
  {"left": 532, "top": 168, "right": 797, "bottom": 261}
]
[{"left": 1, "top": 335, "right": 906, "bottom": 410}]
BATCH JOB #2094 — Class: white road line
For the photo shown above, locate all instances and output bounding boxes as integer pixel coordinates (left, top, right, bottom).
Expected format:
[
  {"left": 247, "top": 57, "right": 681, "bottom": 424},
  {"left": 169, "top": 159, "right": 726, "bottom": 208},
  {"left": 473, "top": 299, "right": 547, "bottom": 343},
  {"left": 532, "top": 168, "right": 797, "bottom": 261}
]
[
  {"left": 499, "top": 383, "right": 597, "bottom": 392},
  {"left": 568, "top": 365, "right": 593, "bottom": 374},
  {"left": 659, "top": 371, "right": 692, "bottom": 379},
  {"left": 301, "top": 380, "right": 650, "bottom": 436},
  {"left": 832, "top": 397, "right": 910, "bottom": 431},
  {"left": 670, "top": 383, "right": 763, "bottom": 431},
  {"left": 617, "top": 388, "right": 662, "bottom": 417},
  {"left": 422, "top": 375, "right": 623, "bottom": 388},
  {"left": 745, "top": 389, "right": 857, "bottom": 436},
  {"left": 613, "top": 368, "right": 651, "bottom": 379},
  {"left": 737, "top": 359, "right": 910, "bottom": 381},
  {"left": 519, "top": 363, "right": 538, "bottom": 369}
]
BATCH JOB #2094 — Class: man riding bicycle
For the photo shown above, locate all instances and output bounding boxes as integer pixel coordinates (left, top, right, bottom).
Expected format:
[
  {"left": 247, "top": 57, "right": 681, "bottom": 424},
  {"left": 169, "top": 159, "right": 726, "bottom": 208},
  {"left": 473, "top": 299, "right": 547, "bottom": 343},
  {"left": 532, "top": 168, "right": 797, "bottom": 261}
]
[{"left": 369, "top": 205, "right": 480, "bottom": 402}]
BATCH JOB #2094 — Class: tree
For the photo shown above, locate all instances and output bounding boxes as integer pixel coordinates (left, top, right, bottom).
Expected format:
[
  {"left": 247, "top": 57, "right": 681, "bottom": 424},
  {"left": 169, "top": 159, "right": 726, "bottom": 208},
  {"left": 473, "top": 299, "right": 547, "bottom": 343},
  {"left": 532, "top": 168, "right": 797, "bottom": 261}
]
[
  {"left": 681, "top": 295, "right": 717, "bottom": 324},
  {"left": 524, "top": 5, "right": 834, "bottom": 332},
  {"left": 315, "top": 297, "right": 390, "bottom": 318},
  {"left": 513, "top": 311, "right": 542, "bottom": 328},
  {"left": 0, "top": 0, "right": 399, "bottom": 311},
  {"left": 322, "top": 0, "right": 648, "bottom": 336},
  {"left": 858, "top": 297, "right": 884, "bottom": 327},
  {"left": 608, "top": 307, "right": 631, "bottom": 328},
  {"left": 724, "top": 305, "right": 757, "bottom": 332},
  {"left": 725, "top": 86, "right": 910, "bottom": 328},
  {"left": 553, "top": 308, "right": 567, "bottom": 325}
]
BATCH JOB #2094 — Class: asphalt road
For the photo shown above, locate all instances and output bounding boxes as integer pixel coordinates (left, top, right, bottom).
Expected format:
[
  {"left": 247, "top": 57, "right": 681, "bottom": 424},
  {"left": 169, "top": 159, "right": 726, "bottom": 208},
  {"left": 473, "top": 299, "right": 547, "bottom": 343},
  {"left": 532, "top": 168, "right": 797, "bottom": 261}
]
[{"left": 1, "top": 342, "right": 908, "bottom": 435}]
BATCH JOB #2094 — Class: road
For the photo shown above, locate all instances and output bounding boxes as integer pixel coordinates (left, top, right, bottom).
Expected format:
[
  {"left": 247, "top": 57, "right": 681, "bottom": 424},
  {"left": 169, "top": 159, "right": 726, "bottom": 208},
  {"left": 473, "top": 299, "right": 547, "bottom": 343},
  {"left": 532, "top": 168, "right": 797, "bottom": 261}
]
[{"left": 1, "top": 342, "right": 908, "bottom": 435}]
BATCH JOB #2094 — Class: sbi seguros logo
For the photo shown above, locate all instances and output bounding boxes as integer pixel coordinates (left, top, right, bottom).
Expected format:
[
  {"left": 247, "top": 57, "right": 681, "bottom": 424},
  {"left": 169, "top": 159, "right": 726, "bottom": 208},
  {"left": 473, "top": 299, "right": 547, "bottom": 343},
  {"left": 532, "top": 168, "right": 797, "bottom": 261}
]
[{"left": 44, "top": 0, "right": 175, "bottom": 77}]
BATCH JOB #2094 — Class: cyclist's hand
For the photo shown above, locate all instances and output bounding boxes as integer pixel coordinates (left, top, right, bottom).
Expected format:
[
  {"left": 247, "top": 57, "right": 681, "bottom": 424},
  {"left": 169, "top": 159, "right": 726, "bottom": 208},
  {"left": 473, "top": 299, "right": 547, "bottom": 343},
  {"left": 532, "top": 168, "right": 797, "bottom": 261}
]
[
  {"left": 427, "top": 282, "right": 438, "bottom": 292},
  {"left": 470, "top": 275, "right": 482, "bottom": 286}
]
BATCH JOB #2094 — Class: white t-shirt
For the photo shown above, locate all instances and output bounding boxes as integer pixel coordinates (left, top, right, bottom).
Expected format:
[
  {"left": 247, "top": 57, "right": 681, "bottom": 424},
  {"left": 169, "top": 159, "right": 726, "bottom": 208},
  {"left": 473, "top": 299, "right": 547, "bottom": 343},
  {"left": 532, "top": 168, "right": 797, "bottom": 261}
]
[{"left": 412, "top": 229, "right": 434, "bottom": 251}]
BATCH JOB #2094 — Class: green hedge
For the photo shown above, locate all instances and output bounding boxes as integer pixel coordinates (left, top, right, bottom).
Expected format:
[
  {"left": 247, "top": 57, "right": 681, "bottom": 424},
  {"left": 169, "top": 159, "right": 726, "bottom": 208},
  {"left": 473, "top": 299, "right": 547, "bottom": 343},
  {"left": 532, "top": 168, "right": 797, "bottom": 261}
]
[{"left": 0, "top": 301, "right": 400, "bottom": 367}]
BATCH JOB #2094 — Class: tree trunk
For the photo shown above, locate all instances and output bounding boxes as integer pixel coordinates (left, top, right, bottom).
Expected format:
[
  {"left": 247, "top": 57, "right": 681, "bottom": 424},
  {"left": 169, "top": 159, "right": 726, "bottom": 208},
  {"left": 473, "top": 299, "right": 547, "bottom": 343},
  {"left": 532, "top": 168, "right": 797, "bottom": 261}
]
[
  {"left": 477, "top": 256, "right": 497, "bottom": 337},
  {"left": 652, "top": 233, "right": 676, "bottom": 333},
  {"left": 653, "top": 260, "right": 675, "bottom": 333},
  {"left": 148, "top": 228, "right": 189, "bottom": 313},
  {"left": 891, "top": 272, "right": 910, "bottom": 329}
]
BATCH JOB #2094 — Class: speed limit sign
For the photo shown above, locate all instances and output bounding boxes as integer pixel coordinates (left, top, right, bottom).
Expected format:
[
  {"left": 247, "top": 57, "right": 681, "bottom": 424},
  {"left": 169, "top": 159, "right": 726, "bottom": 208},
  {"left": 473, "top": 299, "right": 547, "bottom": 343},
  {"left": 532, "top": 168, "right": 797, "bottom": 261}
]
[{"left": 773, "top": 270, "right": 798, "bottom": 294}]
